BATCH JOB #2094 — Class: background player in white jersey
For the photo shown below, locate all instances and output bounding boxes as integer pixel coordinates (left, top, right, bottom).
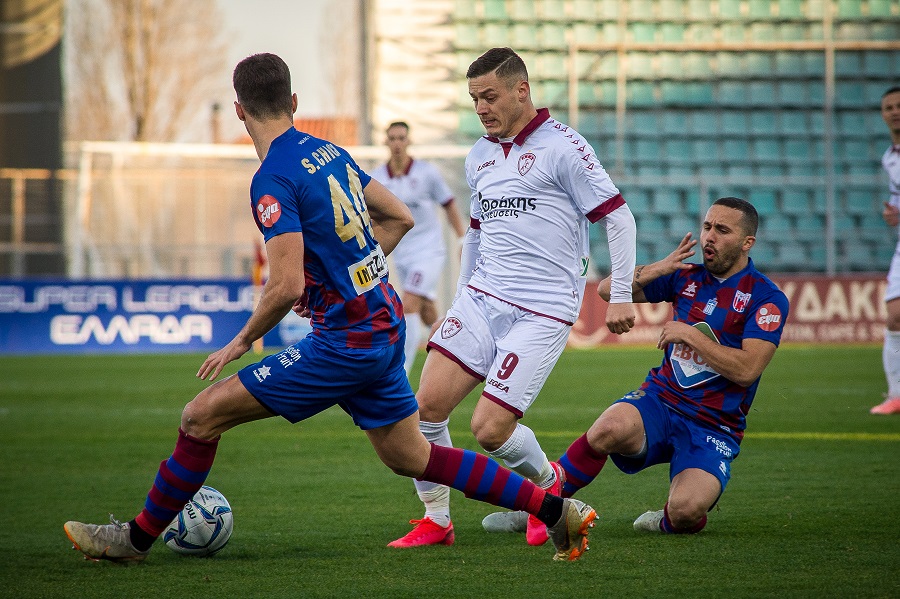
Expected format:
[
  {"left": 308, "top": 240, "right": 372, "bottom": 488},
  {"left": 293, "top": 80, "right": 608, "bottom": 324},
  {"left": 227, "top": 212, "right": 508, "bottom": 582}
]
[
  {"left": 389, "top": 47, "right": 637, "bottom": 548},
  {"left": 371, "top": 122, "right": 467, "bottom": 374},
  {"left": 872, "top": 86, "right": 900, "bottom": 415}
]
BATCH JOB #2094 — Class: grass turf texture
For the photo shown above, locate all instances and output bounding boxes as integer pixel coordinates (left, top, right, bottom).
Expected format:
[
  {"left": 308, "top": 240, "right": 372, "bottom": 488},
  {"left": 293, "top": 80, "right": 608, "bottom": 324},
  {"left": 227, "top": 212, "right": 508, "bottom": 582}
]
[{"left": 1, "top": 346, "right": 897, "bottom": 598}]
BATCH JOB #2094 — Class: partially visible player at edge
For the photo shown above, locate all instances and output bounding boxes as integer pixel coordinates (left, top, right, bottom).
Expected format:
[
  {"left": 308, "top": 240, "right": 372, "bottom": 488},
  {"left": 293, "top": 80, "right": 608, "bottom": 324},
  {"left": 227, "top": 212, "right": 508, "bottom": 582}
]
[
  {"left": 389, "top": 47, "right": 636, "bottom": 549},
  {"left": 62, "top": 53, "right": 596, "bottom": 564},
  {"left": 486, "top": 197, "right": 789, "bottom": 535},
  {"left": 371, "top": 121, "right": 466, "bottom": 375},
  {"left": 871, "top": 85, "right": 900, "bottom": 415}
]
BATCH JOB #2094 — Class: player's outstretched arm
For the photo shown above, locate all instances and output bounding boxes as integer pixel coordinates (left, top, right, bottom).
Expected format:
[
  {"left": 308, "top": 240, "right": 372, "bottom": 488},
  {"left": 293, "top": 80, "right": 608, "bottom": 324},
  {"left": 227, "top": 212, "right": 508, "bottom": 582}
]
[
  {"left": 598, "top": 232, "right": 697, "bottom": 303},
  {"left": 362, "top": 178, "right": 414, "bottom": 256},
  {"left": 198, "top": 232, "right": 305, "bottom": 381}
]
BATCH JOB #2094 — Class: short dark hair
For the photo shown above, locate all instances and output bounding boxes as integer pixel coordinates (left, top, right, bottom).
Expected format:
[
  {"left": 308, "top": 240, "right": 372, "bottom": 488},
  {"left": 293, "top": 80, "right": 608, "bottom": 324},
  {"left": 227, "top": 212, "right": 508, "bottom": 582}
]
[
  {"left": 713, "top": 197, "right": 758, "bottom": 236},
  {"left": 232, "top": 53, "right": 293, "bottom": 120},
  {"left": 466, "top": 47, "right": 528, "bottom": 85},
  {"left": 883, "top": 86, "right": 900, "bottom": 99},
  {"left": 387, "top": 121, "right": 409, "bottom": 132}
]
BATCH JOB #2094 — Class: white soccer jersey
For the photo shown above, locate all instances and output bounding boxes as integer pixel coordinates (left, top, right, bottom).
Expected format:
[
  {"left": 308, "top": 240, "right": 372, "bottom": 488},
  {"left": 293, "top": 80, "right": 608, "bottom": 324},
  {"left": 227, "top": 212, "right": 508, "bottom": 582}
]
[
  {"left": 371, "top": 159, "right": 454, "bottom": 264},
  {"left": 463, "top": 108, "right": 635, "bottom": 324},
  {"left": 882, "top": 144, "right": 900, "bottom": 301},
  {"left": 882, "top": 145, "right": 900, "bottom": 236}
]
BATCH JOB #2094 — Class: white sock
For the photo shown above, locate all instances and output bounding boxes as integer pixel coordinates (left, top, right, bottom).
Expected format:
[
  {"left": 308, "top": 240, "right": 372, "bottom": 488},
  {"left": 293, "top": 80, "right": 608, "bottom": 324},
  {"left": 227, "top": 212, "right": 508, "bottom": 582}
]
[
  {"left": 413, "top": 419, "right": 452, "bottom": 526},
  {"left": 488, "top": 423, "right": 552, "bottom": 486},
  {"left": 884, "top": 329, "right": 900, "bottom": 398},
  {"left": 404, "top": 313, "right": 422, "bottom": 375}
]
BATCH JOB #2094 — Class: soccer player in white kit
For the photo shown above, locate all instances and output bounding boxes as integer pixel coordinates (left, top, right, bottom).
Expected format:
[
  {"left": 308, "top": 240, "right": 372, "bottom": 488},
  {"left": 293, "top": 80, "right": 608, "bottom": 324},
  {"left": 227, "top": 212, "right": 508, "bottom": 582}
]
[
  {"left": 872, "top": 86, "right": 900, "bottom": 415},
  {"left": 389, "top": 48, "right": 637, "bottom": 548},
  {"left": 371, "top": 122, "right": 467, "bottom": 375}
]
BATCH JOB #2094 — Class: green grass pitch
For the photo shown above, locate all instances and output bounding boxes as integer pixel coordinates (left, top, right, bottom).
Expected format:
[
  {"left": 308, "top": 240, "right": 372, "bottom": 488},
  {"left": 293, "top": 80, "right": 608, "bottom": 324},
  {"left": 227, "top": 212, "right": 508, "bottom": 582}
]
[{"left": 1, "top": 345, "right": 897, "bottom": 598}]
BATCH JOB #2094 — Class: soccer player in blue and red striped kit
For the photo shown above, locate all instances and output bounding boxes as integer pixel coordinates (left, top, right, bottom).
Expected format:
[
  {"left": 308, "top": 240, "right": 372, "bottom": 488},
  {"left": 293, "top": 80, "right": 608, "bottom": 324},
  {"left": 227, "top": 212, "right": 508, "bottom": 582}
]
[
  {"left": 484, "top": 197, "right": 789, "bottom": 535},
  {"left": 63, "top": 53, "right": 596, "bottom": 563}
]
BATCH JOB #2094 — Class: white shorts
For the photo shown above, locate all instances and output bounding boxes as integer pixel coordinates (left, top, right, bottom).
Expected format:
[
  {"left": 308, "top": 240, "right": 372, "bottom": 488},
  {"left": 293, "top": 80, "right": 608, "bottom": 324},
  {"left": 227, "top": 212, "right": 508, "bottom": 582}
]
[
  {"left": 394, "top": 254, "right": 445, "bottom": 300},
  {"left": 887, "top": 242, "right": 900, "bottom": 302},
  {"left": 427, "top": 287, "right": 571, "bottom": 417}
]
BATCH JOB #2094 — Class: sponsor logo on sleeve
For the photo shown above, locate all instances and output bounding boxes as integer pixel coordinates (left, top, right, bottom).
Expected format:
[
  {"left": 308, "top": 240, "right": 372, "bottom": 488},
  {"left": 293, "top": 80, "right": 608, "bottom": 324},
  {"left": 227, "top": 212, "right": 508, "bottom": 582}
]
[
  {"left": 256, "top": 195, "right": 281, "bottom": 228},
  {"left": 755, "top": 303, "right": 782, "bottom": 332}
]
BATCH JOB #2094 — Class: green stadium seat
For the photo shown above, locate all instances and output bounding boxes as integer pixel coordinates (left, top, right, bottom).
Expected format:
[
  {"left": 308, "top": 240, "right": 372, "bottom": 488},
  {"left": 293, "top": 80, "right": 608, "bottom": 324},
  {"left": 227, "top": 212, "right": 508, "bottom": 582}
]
[
  {"left": 662, "top": 112, "right": 689, "bottom": 135},
  {"left": 635, "top": 244, "right": 655, "bottom": 266},
  {"left": 746, "top": 53, "right": 770, "bottom": 76},
  {"left": 869, "top": 0, "right": 895, "bottom": 17},
  {"left": 658, "top": 53, "right": 682, "bottom": 78},
  {"left": 721, "top": 111, "right": 746, "bottom": 135},
  {"left": 749, "top": 190, "right": 778, "bottom": 215},
  {"left": 635, "top": 139, "right": 661, "bottom": 162},
  {"left": 723, "top": 138, "right": 749, "bottom": 158},
  {"left": 778, "top": 24, "right": 807, "bottom": 41},
  {"left": 762, "top": 214, "right": 795, "bottom": 237},
  {"left": 484, "top": 23, "right": 509, "bottom": 45},
  {"left": 775, "top": 241, "right": 810, "bottom": 270},
  {"left": 749, "top": 82, "right": 774, "bottom": 106},
  {"left": 629, "top": 22, "right": 655, "bottom": 43},
  {"left": 687, "top": 0, "right": 713, "bottom": 19},
  {"left": 572, "top": 0, "right": 601, "bottom": 19},
  {"left": 775, "top": 52, "right": 805, "bottom": 75},
  {"left": 483, "top": 0, "right": 508, "bottom": 19},
  {"left": 512, "top": 23, "right": 538, "bottom": 46},
  {"left": 683, "top": 53, "right": 709, "bottom": 77},
  {"left": 843, "top": 245, "right": 875, "bottom": 271},
  {"left": 835, "top": 53, "right": 862, "bottom": 76},
  {"left": 655, "top": 190, "right": 684, "bottom": 214},
  {"left": 752, "top": 139, "right": 781, "bottom": 161},
  {"left": 636, "top": 212, "right": 667, "bottom": 235},
  {"left": 541, "top": 23, "right": 567, "bottom": 49},
  {"left": 748, "top": 0, "right": 773, "bottom": 17},
  {"left": 859, "top": 214, "right": 891, "bottom": 242},
  {"left": 780, "top": 112, "right": 808, "bottom": 135},
  {"left": 660, "top": 23, "right": 686, "bottom": 42},
  {"left": 454, "top": 23, "right": 481, "bottom": 49},
  {"left": 863, "top": 52, "right": 892, "bottom": 76},
  {"left": 784, "top": 139, "right": 810, "bottom": 159},
  {"left": 721, "top": 23, "right": 746, "bottom": 43},
  {"left": 844, "top": 190, "right": 878, "bottom": 216},
  {"left": 687, "top": 23, "right": 715, "bottom": 42},
  {"left": 777, "top": 0, "right": 804, "bottom": 18},
  {"left": 691, "top": 139, "right": 720, "bottom": 164},
  {"left": 836, "top": 0, "right": 864, "bottom": 17},
  {"left": 627, "top": 82, "right": 656, "bottom": 107},
  {"left": 510, "top": 0, "right": 537, "bottom": 20},
  {"left": 750, "top": 111, "right": 777, "bottom": 134},
  {"left": 658, "top": 0, "right": 683, "bottom": 18},
  {"left": 455, "top": 0, "right": 477, "bottom": 19},
  {"left": 684, "top": 189, "right": 701, "bottom": 214},
  {"left": 794, "top": 214, "right": 825, "bottom": 241},
  {"left": 781, "top": 191, "right": 810, "bottom": 215},
  {"left": 807, "top": 245, "right": 826, "bottom": 269},
  {"left": 750, "top": 23, "right": 776, "bottom": 41},
  {"left": 750, "top": 243, "right": 776, "bottom": 269},
  {"left": 719, "top": 0, "right": 742, "bottom": 19},
  {"left": 691, "top": 113, "right": 718, "bottom": 135},
  {"left": 573, "top": 23, "right": 599, "bottom": 44},
  {"left": 717, "top": 81, "right": 748, "bottom": 106},
  {"left": 669, "top": 214, "right": 699, "bottom": 236},
  {"left": 778, "top": 82, "right": 806, "bottom": 107},
  {"left": 628, "top": 53, "right": 654, "bottom": 78}
]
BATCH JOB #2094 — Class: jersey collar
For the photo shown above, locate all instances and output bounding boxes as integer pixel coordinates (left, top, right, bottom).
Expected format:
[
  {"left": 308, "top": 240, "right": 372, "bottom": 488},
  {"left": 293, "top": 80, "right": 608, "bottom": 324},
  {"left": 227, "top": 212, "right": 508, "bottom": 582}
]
[
  {"left": 484, "top": 108, "right": 551, "bottom": 147},
  {"left": 386, "top": 158, "right": 414, "bottom": 178}
]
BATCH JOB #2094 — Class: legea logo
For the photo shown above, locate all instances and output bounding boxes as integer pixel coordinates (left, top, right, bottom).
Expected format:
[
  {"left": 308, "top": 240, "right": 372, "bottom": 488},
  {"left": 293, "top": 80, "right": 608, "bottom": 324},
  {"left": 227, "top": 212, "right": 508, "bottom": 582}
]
[{"left": 257, "top": 195, "right": 281, "bottom": 227}]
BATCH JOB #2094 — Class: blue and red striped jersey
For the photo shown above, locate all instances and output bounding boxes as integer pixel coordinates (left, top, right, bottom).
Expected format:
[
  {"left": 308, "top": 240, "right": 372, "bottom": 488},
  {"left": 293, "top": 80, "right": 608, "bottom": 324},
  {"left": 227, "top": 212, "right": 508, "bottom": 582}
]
[
  {"left": 250, "top": 127, "right": 404, "bottom": 349},
  {"left": 640, "top": 258, "right": 789, "bottom": 442}
]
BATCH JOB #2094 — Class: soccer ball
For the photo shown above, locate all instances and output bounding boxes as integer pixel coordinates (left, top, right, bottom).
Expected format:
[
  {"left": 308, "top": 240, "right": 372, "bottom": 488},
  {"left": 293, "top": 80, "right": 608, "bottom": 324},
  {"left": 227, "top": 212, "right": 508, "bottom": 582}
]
[{"left": 163, "top": 485, "right": 233, "bottom": 556}]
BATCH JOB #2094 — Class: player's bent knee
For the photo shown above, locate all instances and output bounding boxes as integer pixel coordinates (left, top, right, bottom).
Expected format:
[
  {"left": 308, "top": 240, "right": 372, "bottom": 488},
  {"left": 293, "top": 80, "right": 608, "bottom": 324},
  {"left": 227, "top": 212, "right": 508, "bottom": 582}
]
[
  {"left": 471, "top": 420, "right": 514, "bottom": 453},
  {"left": 666, "top": 498, "right": 710, "bottom": 530},
  {"left": 180, "top": 392, "right": 219, "bottom": 440}
]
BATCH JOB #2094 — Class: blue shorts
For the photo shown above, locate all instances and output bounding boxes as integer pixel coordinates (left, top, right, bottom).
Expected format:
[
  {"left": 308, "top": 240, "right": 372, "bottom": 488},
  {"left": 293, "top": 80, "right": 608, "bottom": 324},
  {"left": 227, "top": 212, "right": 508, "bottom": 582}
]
[
  {"left": 609, "top": 389, "right": 741, "bottom": 500},
  {"left": 237, "top": 334, "right": 418, "bottom": 431}
]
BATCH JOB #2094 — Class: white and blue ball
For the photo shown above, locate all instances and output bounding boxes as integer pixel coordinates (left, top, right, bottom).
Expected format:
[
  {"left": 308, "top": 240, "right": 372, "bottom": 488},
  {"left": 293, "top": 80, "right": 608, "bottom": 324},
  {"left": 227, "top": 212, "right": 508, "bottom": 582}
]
[{"left": 163, "top": 485, "right": 233, "bottom": 556}]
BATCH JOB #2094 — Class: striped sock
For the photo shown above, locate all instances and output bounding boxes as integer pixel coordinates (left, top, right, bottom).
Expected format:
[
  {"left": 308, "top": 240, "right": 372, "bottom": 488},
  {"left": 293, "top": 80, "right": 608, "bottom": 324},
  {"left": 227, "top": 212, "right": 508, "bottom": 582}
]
[
  {"left": 661, "top": 502, "right": 708, "bottom": 534},
  {"left": 420, "top": 443, "right": 558, "bottom": 523},
  {"left": 133, "top": 428, "right": 219, "bottom": 538},
  {"left": 557, "top": 433, "right": 608, "bottom": 498}
]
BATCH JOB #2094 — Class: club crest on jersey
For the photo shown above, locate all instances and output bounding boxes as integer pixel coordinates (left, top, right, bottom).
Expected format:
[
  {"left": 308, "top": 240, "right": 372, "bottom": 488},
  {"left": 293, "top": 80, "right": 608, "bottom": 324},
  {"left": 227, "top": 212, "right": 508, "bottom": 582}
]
[
  {"left": 518, "top": 153, "right": 536, "bottom": 176},
  {"left": 256, "top": 195, "right": 281, "bottom": 228},
  {"left": 441, "top": 317, "right": 462, "bottom": 339},
  {"left": 755, "top": 303, "right": 783, "bottom": 332},
  {"left": 732, "top": 290, "right": 751, "bottom": 313}
]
